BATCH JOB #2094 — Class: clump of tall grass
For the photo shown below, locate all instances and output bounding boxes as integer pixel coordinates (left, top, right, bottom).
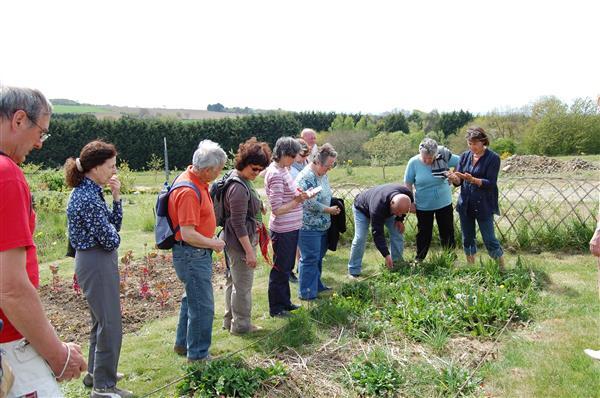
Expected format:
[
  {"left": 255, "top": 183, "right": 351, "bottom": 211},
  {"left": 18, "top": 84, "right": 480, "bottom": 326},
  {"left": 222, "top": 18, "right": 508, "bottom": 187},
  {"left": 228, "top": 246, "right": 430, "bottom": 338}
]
[{"left": 263, "top": 308, "right": 316, "bottom": 352}]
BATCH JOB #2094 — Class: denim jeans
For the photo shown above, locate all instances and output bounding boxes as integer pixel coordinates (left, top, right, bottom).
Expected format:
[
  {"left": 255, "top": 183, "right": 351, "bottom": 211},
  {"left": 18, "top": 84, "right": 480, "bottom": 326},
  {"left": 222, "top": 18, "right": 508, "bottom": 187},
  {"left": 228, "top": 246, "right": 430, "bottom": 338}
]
[
  {"left": 459, "top": 212, "right": 503, "bottom": 259},
  {"left": 348, "top": 206, "right": 404, "bottom": 276},
  {"left": 172, "top": 245, "right": 214, "bottom": 360},
  {"left": 175, "top": 293, "right": 187, "bottom": 349},
  {"left": 298, "top": 229, "right": 329, "bottom": 300}
]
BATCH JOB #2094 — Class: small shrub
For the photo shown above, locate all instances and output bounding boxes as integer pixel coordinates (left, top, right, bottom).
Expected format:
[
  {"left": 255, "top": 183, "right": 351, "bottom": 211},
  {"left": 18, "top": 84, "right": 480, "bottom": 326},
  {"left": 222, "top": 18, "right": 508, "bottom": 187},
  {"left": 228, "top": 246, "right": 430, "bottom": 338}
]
[
  {"left": 118, "top": 161, "right": 136, "bottom": 194},
  {"left": 38, "top": 169, "right": 66, "bottom": 191},
  {"left": 347, "top": 349, "right": 404, "bottom": 397},
  {"left": 432, "top": 360, "right": 481, "bottom": 397},
  {"left": 176, "top": 357, "right": 286, "bottom": 397},
  {"left": 142, "top": 213, "right": 155, "bottom": 233},
  {"left": 490, "top": 137, "right": 517, "bottom": 155}
]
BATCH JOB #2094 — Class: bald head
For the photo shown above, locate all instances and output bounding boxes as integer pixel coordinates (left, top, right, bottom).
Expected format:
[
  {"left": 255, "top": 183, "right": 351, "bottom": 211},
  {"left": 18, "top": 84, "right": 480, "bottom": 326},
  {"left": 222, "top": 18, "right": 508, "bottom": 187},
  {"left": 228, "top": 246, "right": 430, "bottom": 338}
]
[
  {"left": 300, "top": 128, "right": 317, "bottom": 148},
  {"left": 390, "top": 194, "right": 411, "bottom": 216}
]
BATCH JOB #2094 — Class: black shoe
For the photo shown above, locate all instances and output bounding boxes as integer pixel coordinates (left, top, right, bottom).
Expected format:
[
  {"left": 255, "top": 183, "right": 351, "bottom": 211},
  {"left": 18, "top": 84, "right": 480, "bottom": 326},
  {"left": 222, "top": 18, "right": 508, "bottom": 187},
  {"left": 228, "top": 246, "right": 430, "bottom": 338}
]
[
  {"left": 286, "top": 303, "right": 301, "bottom": 311},
  {"left": 83, "top": 372, "right": 125, "bottom": 388},
  {"left": 289, "top": 272, "right": 298, "bottom": 283},
  {"left": 271, "top": 310, "right": 292, "bottom": 318}
]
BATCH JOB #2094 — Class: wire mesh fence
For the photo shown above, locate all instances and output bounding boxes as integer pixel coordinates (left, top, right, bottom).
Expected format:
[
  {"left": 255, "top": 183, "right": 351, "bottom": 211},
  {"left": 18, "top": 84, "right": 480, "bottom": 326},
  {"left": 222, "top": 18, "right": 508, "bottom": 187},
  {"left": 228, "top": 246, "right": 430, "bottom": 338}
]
[{"left": 331, "top": 177, "right": 599, "bottom": 249}]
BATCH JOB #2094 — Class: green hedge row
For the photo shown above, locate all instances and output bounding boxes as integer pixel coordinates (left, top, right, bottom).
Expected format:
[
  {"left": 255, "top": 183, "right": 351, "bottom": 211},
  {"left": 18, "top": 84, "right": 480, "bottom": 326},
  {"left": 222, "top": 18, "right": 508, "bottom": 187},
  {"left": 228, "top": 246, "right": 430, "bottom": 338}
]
[{"left": 32, "top": 112, "right": 363, "bottom": 170}]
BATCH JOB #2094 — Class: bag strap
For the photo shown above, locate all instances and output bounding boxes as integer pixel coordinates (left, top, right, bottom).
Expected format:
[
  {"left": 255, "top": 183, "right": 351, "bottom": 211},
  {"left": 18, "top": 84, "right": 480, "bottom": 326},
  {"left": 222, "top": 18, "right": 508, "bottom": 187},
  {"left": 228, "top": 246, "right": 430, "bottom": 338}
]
[{"left": 169, "top": 181, "right": 202, "bottom": 234}]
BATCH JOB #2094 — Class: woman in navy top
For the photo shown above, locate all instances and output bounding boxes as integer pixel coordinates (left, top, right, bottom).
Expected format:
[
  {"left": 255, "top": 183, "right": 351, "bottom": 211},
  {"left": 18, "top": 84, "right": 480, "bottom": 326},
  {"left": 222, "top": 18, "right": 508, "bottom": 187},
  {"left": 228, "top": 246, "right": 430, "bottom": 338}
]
[
  {"left": 65, "top": 140, "right": 132, "bottom": 397},
  {"left": 448, "top": 127, "right": 505, "bottom": 270}
]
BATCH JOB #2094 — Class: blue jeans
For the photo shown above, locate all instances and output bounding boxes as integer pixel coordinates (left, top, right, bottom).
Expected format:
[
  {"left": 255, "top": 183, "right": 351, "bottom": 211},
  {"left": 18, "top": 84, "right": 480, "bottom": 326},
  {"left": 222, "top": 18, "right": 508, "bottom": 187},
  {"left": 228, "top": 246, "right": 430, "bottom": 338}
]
[
  {"left": 347, "top": 206, "right": 404, "bottom": 276},
  {"left": 459, "top": 212, "right": 504, "bottom": 259},
  {"left": 298, "top": 229, "right": 329, "bottom": 300},
  {"left": 175, "top": 293, "right": 187, "bottom": 349},
  {"left": 172, "top": 245, "right": 214, "bottom": 360}
]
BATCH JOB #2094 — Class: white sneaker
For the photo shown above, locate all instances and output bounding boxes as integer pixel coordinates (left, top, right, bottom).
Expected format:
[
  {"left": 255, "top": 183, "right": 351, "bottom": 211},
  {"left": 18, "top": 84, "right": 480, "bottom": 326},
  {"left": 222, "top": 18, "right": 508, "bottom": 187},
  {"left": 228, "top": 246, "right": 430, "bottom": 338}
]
[{"left": 584, "top": 349, "right": 600, "bottom": 361}]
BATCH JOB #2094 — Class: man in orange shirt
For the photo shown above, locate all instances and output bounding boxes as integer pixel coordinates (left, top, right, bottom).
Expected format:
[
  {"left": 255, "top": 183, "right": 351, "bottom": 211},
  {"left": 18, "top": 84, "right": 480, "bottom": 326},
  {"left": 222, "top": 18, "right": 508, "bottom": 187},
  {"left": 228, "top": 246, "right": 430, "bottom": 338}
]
[{"left": 168, "top": 140, "right": 227, "bottom": 362}]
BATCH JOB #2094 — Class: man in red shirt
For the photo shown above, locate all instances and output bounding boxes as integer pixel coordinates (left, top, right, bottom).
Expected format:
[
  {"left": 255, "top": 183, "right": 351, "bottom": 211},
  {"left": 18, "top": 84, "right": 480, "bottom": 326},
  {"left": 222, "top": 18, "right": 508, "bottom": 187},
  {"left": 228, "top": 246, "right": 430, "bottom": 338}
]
[{"left": 0, "top": 86, "right": 86, "bottom": 397}]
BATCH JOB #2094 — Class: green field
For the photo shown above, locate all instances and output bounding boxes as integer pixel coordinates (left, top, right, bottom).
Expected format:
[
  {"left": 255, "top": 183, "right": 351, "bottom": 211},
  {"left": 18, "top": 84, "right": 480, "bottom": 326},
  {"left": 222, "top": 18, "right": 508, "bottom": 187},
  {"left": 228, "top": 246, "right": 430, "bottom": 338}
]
[{"left": 52, "top": 104, "right": 110, "bottom": 114}]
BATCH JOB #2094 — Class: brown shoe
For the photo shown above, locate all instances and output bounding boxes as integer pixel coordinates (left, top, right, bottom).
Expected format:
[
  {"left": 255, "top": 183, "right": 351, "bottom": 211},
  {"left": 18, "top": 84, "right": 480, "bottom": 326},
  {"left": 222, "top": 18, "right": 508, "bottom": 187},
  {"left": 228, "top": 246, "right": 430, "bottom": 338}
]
[
  {"left": 231, "top": 324, "right": 263, "bottom": 335},
  {"left": 173, "top": 345, "right": 187, "bottom": 356}
]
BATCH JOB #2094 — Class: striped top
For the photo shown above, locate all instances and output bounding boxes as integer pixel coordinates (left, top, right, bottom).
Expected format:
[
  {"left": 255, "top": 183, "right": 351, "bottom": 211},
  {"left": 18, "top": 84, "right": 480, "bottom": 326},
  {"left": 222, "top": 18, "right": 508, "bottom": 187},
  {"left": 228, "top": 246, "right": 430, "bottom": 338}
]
[{"left": 264, "top": 162, "right": 303, "bottom": 233}]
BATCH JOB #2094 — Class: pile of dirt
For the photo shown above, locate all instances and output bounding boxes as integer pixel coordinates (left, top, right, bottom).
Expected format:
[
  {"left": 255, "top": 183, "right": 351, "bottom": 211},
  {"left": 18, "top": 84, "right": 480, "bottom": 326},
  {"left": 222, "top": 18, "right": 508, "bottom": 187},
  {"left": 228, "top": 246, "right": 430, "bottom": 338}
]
[
  {"left": 501, "top": 155, "right": 598, "bottom": 175},
  {"left": 40, "top": 252, "right": 227, "bottom": 343}
]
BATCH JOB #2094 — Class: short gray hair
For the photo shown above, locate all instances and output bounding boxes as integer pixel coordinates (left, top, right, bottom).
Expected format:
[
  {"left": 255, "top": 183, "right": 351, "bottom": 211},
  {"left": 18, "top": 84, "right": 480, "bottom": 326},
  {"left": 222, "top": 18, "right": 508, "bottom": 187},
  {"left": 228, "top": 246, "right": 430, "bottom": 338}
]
[
  {"left": 314, "top": 143, "right": 337, "bottom": 165},
  {"left": 0, "top": 86, "right": 53, "bottom": 123},
  {"left": 272, "top": 136, "right": 301, "bottom": 162},
  {"left": 419, "top": 138, "right": 438, "bottom": 156},
  {"left": 192, "top": 140, "right": 227, "bottom": 170}
]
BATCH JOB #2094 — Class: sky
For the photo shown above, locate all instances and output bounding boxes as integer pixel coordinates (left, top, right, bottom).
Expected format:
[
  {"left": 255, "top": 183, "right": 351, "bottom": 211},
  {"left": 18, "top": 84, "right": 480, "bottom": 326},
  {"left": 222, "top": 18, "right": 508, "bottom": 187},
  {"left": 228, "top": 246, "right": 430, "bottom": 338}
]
[{"left": 2, "top": 0, "right": 599, "bottom": 114}]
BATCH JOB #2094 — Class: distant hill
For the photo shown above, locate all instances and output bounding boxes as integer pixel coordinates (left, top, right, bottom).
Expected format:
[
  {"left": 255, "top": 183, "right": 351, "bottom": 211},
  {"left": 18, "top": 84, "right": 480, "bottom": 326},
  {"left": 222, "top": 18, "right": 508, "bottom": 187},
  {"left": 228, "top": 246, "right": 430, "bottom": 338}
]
[{"left": 50, "top": 100, "right": 243, "bottom": 120}]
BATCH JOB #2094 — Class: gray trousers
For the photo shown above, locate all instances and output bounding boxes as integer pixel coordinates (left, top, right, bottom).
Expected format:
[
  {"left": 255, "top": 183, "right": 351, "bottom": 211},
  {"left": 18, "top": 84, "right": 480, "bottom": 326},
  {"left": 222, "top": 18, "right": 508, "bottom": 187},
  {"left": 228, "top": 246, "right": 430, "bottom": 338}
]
[
  {"left": 75, "top": 247, "right": 122, "bottom": 389},
  {"left": 223, "top": 247, "right": 256, "bottom": 333}
]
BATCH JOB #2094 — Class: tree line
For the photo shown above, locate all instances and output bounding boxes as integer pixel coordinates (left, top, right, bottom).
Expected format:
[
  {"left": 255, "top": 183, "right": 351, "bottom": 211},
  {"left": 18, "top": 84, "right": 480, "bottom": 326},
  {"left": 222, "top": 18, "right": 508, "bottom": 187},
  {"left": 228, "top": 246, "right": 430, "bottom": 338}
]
[{"left": 31, "top": 97, "right": 599, "bottom": 170}]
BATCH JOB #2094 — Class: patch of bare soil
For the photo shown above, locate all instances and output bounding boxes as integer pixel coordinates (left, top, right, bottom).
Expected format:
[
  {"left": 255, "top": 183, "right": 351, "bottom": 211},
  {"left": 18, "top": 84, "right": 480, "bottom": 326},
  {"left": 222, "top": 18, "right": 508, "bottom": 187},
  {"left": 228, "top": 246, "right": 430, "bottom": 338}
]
[
  {"left": 40, "top": 251, "right": 227, "bottom": 343},
  {"left": 502, "top": 155, "right": 598, "bottom": 175}
]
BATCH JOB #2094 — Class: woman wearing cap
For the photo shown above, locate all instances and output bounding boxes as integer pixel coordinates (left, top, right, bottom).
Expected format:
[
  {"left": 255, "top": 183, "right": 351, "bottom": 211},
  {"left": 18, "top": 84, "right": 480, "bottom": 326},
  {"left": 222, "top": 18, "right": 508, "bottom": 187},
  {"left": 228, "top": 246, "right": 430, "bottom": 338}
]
[
  {"left": 404, "top": 138, "right": 460, "bottom": 261},
  {"left": 447, "top": 127, "right": 505, "bottom": 269}
]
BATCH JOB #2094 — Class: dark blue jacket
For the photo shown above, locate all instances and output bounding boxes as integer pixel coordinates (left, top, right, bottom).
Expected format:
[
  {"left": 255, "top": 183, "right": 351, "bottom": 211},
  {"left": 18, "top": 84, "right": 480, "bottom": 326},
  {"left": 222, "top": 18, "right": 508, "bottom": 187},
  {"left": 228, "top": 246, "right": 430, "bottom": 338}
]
[{"left": 456, "top": 149, "right": 500, "bottom": 219}]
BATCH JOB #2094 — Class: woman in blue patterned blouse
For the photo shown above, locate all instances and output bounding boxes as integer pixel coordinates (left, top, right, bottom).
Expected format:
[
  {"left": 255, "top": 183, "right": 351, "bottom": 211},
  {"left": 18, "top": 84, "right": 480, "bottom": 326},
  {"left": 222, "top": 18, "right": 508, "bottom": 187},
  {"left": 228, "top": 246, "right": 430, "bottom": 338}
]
[
  {"left": 65, "top": 140, "right": 132, "bottom": 397},
  {"left": 295, "top": 144, "right": 341, "bottom": 300}
]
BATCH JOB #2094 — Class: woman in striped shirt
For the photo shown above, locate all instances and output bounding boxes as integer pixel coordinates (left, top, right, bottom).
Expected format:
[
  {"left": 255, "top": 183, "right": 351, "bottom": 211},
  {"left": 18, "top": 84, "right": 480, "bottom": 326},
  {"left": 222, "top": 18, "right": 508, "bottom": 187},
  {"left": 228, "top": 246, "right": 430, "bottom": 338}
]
[{"left": 264, "top": 137, "right": 308, "bottom": 317}]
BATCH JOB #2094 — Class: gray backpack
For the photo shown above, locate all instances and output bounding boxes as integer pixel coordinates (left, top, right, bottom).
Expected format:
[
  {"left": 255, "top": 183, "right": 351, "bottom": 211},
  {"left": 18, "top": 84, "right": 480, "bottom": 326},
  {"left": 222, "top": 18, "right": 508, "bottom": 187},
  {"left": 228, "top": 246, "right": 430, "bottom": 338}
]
[{"left": 154, "top": 177, "right": 201, "bottom": 249}]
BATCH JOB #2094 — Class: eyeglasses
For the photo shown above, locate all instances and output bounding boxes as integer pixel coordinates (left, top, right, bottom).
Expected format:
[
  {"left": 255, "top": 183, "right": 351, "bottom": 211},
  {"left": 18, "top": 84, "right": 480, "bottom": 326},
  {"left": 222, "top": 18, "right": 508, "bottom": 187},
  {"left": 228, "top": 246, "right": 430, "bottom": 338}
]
[{"left": 26, "top": 112, "right": 50, "bottom": 142}]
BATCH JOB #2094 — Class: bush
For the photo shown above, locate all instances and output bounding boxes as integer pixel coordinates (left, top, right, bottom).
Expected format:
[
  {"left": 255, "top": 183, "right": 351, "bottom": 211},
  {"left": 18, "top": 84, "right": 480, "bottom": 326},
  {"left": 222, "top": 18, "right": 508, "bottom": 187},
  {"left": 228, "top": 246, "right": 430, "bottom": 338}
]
[
  {"left": 490, "top": 137, "right": 517, "bottom": 155},
  {"left": 176, "top": 357, "right": 286, "bottom": 397},
  {"left": 347, "top": 349, "right": 404, "bottom": 397},
  {"left": 38, "top": 169, "right": 66, "bottom": 191}
]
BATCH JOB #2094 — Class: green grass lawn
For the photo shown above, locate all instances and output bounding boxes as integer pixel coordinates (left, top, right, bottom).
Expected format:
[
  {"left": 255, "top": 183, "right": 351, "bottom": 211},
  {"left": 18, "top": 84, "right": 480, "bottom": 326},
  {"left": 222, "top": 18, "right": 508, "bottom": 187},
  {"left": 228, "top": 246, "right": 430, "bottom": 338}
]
[{"left": 49, "top": 244, "right": 599, "bottom": 397}]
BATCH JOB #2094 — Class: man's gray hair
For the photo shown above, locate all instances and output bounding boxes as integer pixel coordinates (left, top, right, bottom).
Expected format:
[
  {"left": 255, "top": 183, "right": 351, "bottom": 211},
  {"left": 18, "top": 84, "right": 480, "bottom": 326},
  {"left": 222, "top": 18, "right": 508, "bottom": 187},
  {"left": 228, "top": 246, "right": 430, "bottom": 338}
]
[
  {"left": 419, "top": 138, "right": 438, "bottom": 156},
  {"left": 192, "top": 140, "right": 227, "bottom": 170},
  {"left": 314, "top": 143, "right": 337, "bottom": 165},
  {"left": 272, "top": 136, "right": 301, "bottom": 162},
  {"left": 0, "top": 86, "right": 53, "bottom": 123}
]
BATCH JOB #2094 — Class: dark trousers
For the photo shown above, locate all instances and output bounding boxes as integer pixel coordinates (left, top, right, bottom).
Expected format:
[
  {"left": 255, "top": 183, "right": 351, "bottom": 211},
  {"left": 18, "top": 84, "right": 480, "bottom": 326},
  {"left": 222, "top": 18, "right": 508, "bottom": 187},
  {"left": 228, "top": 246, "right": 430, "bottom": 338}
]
[
  {"left": 416, "top": 204, "right": 455, "bottom": 260},
  {"left": 269, "top": 229, "right": 299, "bottom": 315}
]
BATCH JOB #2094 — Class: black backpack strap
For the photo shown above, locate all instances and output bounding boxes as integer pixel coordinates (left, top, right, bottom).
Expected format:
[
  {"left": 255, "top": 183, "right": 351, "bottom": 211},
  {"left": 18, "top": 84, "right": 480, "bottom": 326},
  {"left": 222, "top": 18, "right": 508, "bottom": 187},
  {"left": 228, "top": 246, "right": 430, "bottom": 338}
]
[{"left": 169, "top": 181, "right": 202, "bottom": 234}]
